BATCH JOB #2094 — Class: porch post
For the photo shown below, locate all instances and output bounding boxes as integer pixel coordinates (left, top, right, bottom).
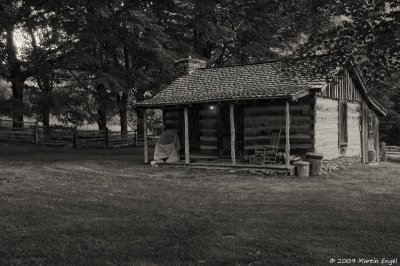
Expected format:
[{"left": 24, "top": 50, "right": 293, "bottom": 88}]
[
  {"left": 184, "top": 107, "right": 190, "bottom": 164},
  {"left": 143, "top": 109, "right": 148, "bottom": 164},
  {"left": 285, "top": 101, "right": 291, "bottom": 168},
  {"left": 230, "top": 103, "right": 236, "bottom": 165}
]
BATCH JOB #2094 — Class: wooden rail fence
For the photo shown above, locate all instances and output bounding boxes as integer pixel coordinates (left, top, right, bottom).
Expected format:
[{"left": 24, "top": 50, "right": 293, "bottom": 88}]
[
  {"left": 380, "top": 142, "right": 400, "bottom": 162},
  {"left": 135, "top": 135, "right": 160, "bottom": 146},
  {"left": 0, "top": 119, "right": 139, "bottom": 148}
]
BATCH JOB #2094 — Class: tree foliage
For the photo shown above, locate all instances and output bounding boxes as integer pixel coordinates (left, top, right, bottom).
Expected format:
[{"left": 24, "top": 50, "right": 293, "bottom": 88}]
[{"left": 294, "top": 0, "right": 400, "bottom": 83}]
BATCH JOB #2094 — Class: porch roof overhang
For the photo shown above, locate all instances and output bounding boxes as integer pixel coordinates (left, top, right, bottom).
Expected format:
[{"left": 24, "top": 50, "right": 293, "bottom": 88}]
[{"left": 136, "top": 91, "right": 315, "bottom": 109}]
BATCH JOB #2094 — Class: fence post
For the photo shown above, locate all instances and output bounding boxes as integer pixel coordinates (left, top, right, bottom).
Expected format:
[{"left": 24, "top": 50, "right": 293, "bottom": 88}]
[
  {"left": 144, "top": 111, "right": 148, "bottom": 163},
  {"left": 105, "top": 127, "right": 109, "bottom": 148},
  {"left": 73, "top": 127, "right": 77, "bottom": 149},
  {"left": 381, "top": 142, "right": 387, "bottom": 162},
  {"left": 34, "top": 121, "right": 39, "bottom": 145}
]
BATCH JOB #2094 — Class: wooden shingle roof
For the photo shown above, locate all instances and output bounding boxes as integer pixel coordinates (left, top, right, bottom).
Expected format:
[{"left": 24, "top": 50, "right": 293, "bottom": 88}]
[{"left": 137, "top": 60, "right": 333, "bottom": 107}]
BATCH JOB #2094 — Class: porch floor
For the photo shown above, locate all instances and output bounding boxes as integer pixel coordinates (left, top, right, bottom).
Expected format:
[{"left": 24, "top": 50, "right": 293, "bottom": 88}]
[{"left": 156, "top": 158, "right": 296, "bottom": 176}]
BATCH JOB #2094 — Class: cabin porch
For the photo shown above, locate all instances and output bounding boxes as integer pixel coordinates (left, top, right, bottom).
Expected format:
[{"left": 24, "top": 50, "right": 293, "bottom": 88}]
[{"left": 141, "top": 98, "right": 300, "bottom": 175}]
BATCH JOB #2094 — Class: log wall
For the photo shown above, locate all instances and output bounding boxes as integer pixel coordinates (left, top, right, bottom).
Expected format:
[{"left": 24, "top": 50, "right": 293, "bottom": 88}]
[
  {"left": 199, "top": 107, "right": 218, "bottom": 154},
  {"left": 315, "top": 69, "right": 368, "bottom": 160},
  {"left": 314, "top": 97, "right": 340, "bottom": 159},
  {"left": 346, "top": 102, "right": 362, "bottom": 157},
  {"left": 315, "top": 97, "right": 362, "bottom": 159},
  {"left": 163, "top": 109, "right": 183, "bottom": 152},
  {"left": 164, "top": 107, "right": 219, "bottom": 155},
  {"left": 164, "top": 110, "right": 180, "bottom": 130},
  {"left": 243, "top": 99, "right": 314, "bottom": 156}
]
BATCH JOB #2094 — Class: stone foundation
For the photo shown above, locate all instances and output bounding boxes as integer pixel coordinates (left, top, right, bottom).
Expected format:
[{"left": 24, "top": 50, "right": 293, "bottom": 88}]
[{"left": 321, "top": 156, "right": 361, "bottom": 173}]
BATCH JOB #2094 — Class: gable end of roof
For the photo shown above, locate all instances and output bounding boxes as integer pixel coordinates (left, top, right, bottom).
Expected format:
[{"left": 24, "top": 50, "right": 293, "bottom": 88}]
[{"left": 348, "top": 61, "right": 387, "bottom": 116}]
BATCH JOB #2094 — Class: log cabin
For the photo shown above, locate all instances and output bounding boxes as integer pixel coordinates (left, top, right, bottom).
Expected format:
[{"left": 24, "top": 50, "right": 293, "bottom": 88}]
[{"left": 136, "top": 57, "right": 386, "bottom": 173}]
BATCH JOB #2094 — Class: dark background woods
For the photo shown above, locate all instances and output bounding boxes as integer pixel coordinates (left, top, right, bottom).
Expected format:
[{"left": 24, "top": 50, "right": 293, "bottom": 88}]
[{"left": 0, "top": 0, "right": 399, "bottom": 143}]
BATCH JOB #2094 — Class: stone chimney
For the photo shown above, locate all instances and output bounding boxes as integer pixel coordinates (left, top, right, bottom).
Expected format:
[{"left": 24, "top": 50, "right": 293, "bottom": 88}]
[{"left": 175, "top": 55, "right": 207, "bottom": 75}]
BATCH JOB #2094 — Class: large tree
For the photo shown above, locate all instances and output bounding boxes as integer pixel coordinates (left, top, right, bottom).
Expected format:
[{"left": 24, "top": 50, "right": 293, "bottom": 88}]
[
  {"left": 40, "top": 0, "right": 176, "bottom": 133},
  {"left": 153, "top": 0, "right": 334, "bottom": 66},
  {"left": 0, "top": 0, "right": 77, "bottom": 127},
  {"left": 0, "top": 1, "right": 39, "bottom": 126}
]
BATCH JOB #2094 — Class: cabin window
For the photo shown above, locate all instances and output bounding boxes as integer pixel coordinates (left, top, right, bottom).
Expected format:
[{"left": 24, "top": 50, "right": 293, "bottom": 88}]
[{"left": 339, "top": 101, "right": 348, "bottom": 145}]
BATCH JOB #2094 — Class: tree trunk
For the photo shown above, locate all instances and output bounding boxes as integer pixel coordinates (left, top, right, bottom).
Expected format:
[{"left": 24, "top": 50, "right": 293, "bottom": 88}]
[
  {"left": 97, "top": 107, "right": 107, "bottom": 131},
  {"left": 193, "top": 1, "right": 215, "bottom": 59},
  {"left": 42, "top": 76, "right": 52, "bottom": 129},
  {"left": 11, "top": 78, "right": 24, "bottom": 128},
  {"left": 96, "top": 84, "right": 108, "bottom": 131},
  {"left": 119, "top": 92, "right": 128, "bottom": 138},
  {"left": 119, "top": 46, "right": 130, "bottom": 138},
  {"left": 28, "top": 26, "right": 52, "bottom": 130},
  {"left": 136, "top": 89, "right": 145, "bottom": 139},
  {"left": 42, "top": 103, "right": 50, "bottom": 129}
]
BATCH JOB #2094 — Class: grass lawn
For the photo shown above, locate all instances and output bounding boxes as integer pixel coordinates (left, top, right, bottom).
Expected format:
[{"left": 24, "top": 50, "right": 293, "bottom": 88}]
[{"left": 0, "top": 143, "right": 399, "bottom": 265}]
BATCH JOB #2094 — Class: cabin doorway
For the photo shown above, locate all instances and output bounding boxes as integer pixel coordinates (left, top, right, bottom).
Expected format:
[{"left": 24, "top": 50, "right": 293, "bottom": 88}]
[
  {"left": 361, "top": 104, "right": 380, "bottom": 163},
  {"left": 218, "top": 105, "right": 244, "bottom": 157}
]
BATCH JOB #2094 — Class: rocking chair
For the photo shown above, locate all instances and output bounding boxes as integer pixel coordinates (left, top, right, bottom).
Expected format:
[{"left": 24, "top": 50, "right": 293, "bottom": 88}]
[{"left": 250, "top": 129, "right": 281, "bottom": 164}]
